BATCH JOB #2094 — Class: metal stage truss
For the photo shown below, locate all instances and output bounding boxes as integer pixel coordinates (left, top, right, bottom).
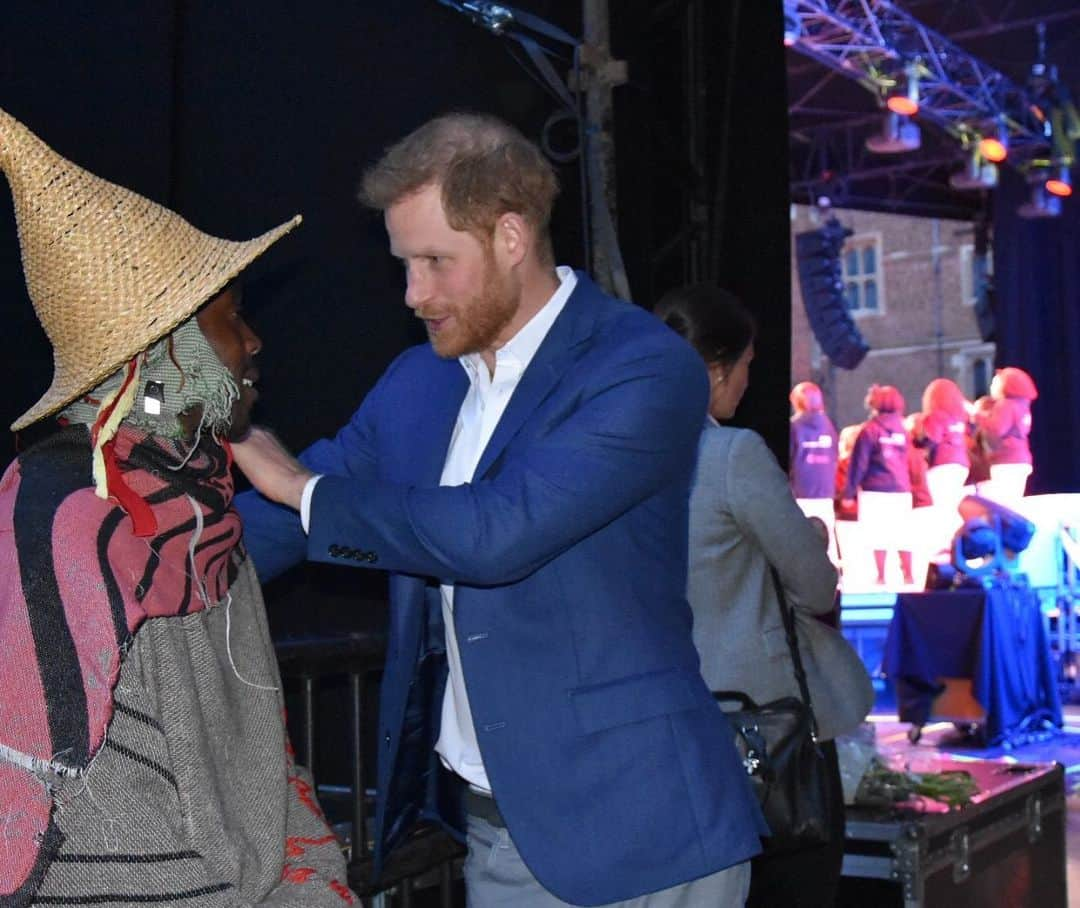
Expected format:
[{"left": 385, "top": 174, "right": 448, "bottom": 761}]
[{"left": 786, "top": 0, "right": 1080, "bottom": 217}]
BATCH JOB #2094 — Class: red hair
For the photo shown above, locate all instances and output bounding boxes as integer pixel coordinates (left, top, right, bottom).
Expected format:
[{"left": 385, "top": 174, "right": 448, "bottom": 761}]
[
  {"left": 994, "top": 367, "right": 1038, "bottom": 401},
  {"left": 866, "top": 384, "right": 904, "bottom": 414},
  {"left": 790, "top": 381, "right": 824, "bottom": 414},
  {"left": 921, "top": 378, "right": 968, "bottom": 419}
]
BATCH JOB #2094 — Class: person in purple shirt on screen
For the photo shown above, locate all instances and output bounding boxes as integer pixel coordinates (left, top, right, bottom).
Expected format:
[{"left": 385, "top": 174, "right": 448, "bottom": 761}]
[
  {"left": 844, "top": 384, "right": 914, "bottom": 587},
  {"left": 789, "top": 381, "right": 838, "bottom": 562}
]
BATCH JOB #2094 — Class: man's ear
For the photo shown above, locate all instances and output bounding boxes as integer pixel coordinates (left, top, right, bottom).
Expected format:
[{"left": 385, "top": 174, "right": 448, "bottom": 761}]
[{"left": 493, "top": 212, "right": 530, "bottom": 268}]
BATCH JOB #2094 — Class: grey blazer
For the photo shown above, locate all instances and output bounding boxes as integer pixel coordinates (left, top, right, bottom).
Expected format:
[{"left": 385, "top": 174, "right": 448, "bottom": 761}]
[{"left": 688, "top": 421, "right": 873, "bottom": 741}]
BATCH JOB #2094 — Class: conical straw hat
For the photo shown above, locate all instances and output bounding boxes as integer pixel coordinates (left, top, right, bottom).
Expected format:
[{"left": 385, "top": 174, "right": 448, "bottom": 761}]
[{"left": 0, "top": 107, "right": 301, "bottom": 430}]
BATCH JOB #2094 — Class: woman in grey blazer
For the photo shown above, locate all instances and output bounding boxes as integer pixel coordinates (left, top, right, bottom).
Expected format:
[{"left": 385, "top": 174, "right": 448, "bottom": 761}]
[{"left": 655, "top": 285, "right": 873, "bottom": 908}]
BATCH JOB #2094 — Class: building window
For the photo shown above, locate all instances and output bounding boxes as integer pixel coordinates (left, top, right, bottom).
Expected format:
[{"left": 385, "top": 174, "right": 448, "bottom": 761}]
[
  {"left": 959, "top": 243, "right": 993, "bottom": 308},
  {"left": 842, "top": 234, "right": 883, "bottom": 316},
  {"left": 973, "top": 357, "right": 990, "bottom": 399}
]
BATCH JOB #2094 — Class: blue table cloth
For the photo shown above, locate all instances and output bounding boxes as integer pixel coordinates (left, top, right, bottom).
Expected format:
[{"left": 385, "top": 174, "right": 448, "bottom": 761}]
[{"left": 883, "top": 579, "right": 1062, "bottom": 745}]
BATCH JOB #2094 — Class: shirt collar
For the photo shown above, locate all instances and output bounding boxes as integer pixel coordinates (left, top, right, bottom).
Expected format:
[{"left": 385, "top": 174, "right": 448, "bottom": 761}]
[{"left": 460, "top": 266, "right": 577, "bottom": 382}]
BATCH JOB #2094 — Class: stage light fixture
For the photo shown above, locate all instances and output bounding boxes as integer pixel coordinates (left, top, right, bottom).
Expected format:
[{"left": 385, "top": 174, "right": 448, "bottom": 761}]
[
  {"left": 952, "top": 495, "right": 1036, "bottom": 580},
  {"left": 1045, "top": 164, "right": 1073, "bottom": 198},
  {"left": 958, "top": 496, "right": 1035, "bottom": 556},
  {"left": 978, "top": 122, "right": 1010, "bottom": 163},
  {"left": 783, "top": 6, "right": 801, "bottom": 46},
  {"left": 1018, "top": 180, "right": 1063, "bottom": 218},
  {"left": 885, "top": 64, "right": 920, "bottom": 117},
  {"left": 786, "top": 16, "right": 803, "bottom": 45},
  {"left": 865, "top": 112, "right": 921, "bottom": 154},
  {"left": 949, "top": 148, "right": 998, "bottom": 191},
  {"left": 952, "top": 518, "right": 1001, "bottom": 578}
]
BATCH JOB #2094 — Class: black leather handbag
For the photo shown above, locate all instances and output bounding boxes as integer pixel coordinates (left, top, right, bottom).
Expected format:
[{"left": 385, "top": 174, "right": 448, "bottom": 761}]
[{"left": 714, "top": 567, "right": 837, "bottom": 854}]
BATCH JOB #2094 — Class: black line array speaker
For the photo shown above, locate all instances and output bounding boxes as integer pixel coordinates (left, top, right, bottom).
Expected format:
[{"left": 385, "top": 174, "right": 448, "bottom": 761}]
[{"left": 795, "top": 218, "right": 871, "bottom": 370}]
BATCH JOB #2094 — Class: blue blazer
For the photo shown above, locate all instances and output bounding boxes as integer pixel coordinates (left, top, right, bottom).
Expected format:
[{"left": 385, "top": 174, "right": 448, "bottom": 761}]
[{"left": 237, "top": 273, "right": 765, "bottom": 905}]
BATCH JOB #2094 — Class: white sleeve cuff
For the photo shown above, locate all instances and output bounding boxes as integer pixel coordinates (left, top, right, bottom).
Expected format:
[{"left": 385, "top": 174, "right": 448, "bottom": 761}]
[{"left": 300, "top": 475, "right": 322, "bottom": 534}]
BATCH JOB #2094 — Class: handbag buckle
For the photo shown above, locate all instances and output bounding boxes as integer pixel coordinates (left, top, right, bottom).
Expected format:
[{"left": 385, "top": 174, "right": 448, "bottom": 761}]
[{"left": 739, "top": 723, "right": 768, "bottom": 777}]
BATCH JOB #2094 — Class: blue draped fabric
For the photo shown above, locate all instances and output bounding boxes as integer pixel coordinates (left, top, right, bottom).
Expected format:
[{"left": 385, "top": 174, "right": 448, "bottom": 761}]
[
  {"left": 993, "top": 167, "right": 1080, "bottom": 494},
  {"left": 883, "top": 579, "right": 1062, "bottom": 745}
]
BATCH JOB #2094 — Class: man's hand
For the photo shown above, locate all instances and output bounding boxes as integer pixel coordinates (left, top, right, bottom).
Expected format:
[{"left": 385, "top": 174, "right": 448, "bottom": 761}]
[{"left": 231, "top": 426, "right": 314, "bottom": 511}]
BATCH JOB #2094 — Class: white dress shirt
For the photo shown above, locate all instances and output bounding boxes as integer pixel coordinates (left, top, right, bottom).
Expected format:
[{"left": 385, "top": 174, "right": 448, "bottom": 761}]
[
  {"left": 301, "top": 267, "right": 577, "bottom": 792},
  {"left": 434, "top": 266, "right": 575, "bottom": 791}
]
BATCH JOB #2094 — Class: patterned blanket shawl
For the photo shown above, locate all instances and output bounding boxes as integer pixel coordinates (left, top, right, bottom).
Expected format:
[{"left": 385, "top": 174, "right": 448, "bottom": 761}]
[{"left": 0, "top": 425, "right": 241, "bottom": 900}]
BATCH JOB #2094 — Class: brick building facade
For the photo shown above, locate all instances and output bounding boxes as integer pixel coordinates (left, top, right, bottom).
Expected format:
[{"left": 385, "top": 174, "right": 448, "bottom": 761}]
[{"left": 790, "top": 204, "right": 995, "bottom": 434}]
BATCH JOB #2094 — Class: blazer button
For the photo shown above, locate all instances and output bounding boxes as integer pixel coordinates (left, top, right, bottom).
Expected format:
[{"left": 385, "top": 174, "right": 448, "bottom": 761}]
[{"left": 367, "top": 552, "right": 378, "bottom": 564}]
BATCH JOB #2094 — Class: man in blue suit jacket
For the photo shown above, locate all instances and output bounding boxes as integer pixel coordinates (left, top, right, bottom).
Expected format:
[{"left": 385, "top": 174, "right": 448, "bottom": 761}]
[{"left": 234, "top": 113, "right": 764, "bottom": 907}]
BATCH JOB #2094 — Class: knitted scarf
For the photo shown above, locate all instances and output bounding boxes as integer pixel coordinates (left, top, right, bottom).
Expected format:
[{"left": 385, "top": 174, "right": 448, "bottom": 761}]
[{"left": 0, "top": 424, "right": 242, "bottom": 901}]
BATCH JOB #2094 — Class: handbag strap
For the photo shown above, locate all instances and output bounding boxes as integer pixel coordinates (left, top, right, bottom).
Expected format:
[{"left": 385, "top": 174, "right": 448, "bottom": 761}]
[
  {"left": 712, "top": 690, "right": 760, "bottom": 711},
  {"left": 769, "top": 565, "right": 821, "bottom": 740}
]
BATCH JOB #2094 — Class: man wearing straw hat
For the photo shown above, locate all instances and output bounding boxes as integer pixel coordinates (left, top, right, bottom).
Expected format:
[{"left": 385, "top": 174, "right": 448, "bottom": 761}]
[{"left": 0, "top": 109, "right": 354, "bottom": 906}]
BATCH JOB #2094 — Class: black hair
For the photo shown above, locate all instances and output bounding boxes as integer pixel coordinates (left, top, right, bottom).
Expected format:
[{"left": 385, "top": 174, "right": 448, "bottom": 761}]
[{"left": 653, "top": 283, "right": 756, "bottom": 369}]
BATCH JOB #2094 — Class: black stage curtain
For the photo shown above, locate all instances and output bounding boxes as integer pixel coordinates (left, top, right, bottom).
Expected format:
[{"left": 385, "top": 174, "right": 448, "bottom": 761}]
[
  {"left": 613, "top": 1, "right": 792, "bottom": 462},
  {"left": 993, "top": 167, "right": 1080, "bottom": 494},
  {"left": 705, "top": 2, "right": 791, "bottom": 462}
]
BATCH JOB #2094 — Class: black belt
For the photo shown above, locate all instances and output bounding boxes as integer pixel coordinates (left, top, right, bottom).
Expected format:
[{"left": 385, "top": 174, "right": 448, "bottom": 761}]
[{"left": 463, "top": 787, "right": 507, "bottom": 828}]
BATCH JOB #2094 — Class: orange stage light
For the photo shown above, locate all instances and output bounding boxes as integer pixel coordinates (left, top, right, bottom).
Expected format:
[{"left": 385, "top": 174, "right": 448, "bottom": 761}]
[
  {"left": 886, "top": 96, "right": 919, "bottom": 117},
  {"left": 979, "top": 137, "right": 1008, "bottom": 163},
  {"left": 1045, "top": 178, "right": 1073, "bottom": 198}
]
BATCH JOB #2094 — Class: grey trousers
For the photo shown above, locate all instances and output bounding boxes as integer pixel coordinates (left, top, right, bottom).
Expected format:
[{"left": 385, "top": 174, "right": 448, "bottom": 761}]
[{"left": 463, "top": 814, "right": 751, "bottom": 908}]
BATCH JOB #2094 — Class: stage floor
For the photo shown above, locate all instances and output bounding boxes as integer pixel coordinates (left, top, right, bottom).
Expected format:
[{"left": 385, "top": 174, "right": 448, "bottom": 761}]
[{"left": 869, "top": 702, "right": 1080, "bottom": 906}]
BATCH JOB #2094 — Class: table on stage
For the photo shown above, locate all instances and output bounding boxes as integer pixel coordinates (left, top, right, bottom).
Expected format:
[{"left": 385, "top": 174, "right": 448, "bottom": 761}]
[{"left": 882, "top": 578, "right": 1062, "bottom": 745}]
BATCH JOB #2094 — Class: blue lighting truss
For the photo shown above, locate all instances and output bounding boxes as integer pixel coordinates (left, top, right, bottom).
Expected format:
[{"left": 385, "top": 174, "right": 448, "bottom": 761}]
[{"left": 786, "top": 0, "right": 1067, "bottom": 167}]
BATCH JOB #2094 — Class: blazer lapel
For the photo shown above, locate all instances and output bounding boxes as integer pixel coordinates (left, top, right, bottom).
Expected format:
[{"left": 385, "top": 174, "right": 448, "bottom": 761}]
[
  {"left": 474, "top": 274, "right": 598, "bottom": 480},
  {"left": 409, "top": 355, "right": 469, "bottom": 486}
]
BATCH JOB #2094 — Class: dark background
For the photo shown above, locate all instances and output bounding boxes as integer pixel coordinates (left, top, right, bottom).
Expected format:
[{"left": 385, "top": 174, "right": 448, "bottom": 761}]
[
  {"left": 0, "top": 0, "right": 790, "bottom": 465},
  {"left": 992, "top": 168, "right": 1080, "bottom": 496}
]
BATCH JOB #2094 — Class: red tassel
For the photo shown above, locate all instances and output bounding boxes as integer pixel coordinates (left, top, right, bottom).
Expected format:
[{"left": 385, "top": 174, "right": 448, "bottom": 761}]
[{"left": 102, "top": 438, "right": 158, "bottom": 537}]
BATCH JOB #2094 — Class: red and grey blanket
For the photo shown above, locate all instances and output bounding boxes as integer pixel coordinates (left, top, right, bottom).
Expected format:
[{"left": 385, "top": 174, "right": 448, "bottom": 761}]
[{"left": 0, "top": 425, "right": 241, "bottom": 901}]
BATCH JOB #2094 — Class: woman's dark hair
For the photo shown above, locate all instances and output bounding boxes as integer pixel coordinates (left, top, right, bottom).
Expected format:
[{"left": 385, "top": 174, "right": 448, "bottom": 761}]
[{"left": 653, "top": 283, "right": 756, "bottom": 369}]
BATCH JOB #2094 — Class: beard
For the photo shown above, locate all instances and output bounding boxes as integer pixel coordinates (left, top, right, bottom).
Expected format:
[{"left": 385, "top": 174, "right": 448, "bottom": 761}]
[{"left": 427, "top": 249, "right": 520, "bottom": 360}]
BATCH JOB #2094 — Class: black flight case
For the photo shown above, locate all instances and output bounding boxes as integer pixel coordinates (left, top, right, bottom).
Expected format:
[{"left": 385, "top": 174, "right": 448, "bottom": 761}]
[{"left": 838, "top": 758, "right": 1067, "bottom": 907}]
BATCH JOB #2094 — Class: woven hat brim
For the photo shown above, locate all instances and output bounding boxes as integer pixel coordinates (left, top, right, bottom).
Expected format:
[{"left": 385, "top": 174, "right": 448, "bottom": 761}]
[{"left": 11, "top": 214, "right": 301, "bottom": 431}]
